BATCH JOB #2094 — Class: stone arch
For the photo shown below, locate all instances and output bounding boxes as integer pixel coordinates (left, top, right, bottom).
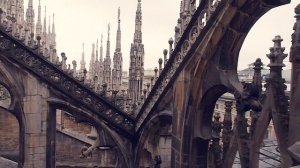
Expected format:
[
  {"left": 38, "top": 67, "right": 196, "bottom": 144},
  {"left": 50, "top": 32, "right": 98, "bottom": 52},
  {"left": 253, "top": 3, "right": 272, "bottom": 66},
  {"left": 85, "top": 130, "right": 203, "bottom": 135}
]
[
  {"left": 48, "top": 98, "right": 132, "bottom": 168},
  {"left": 176, "top": 1, "right": 289, "bottom": 163},
  {"left": 0, "top": 59, "right": 26, "bottom": 166},
  {"left": 179, "top": 84, "right": 228, "bottom": 167},
  {"left": 174, "top": 1, "right": 292, "bottom": 165},
  {"left": 135, "top": 110, "right": 172, "bottom": 167},
  {"left": 0, "top": 59, "right": 25, "bottom": 110},
  {"left": 196, "top": 85, "right": 228, "bottom": 139}
]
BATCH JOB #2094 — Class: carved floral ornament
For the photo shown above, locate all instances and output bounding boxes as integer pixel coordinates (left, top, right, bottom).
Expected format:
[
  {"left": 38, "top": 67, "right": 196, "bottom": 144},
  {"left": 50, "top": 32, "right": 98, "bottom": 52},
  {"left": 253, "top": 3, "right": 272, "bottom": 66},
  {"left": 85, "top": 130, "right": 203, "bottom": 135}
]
[
  {"left": 0, "top": 41, "right": 11, "bottom": 51},
  {"left": 136, "top": 0, "right": 223, "bottom": 129}
]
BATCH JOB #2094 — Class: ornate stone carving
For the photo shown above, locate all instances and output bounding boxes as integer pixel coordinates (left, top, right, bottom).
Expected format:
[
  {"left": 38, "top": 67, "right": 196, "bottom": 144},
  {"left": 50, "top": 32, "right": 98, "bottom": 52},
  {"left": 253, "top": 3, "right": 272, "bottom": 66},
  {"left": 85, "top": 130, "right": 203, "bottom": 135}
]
[
  {"left": 0, "top": 28, "right": 135, "bottom": 137},
  {"left": 222, "top": 101, "right": 233, "bottom": 159},
  {"left": 209, "top": 113, "right": 223, "bottom": 168},
  {"left": 264, "top": 35, "right": 291, "bottom": 166},
  {"left": 136, "top": 0, "right": 223, "bottom": 131},
  {"left": 235, "top": 83, "right": 262, "bottom": 113}
]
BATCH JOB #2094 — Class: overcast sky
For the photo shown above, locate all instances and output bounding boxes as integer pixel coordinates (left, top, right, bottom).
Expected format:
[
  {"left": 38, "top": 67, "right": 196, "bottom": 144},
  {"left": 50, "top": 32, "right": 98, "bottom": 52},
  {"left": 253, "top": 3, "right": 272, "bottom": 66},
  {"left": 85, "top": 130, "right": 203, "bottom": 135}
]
[{"left": 24, "top": 0, "right": 298, "bottom": 71}]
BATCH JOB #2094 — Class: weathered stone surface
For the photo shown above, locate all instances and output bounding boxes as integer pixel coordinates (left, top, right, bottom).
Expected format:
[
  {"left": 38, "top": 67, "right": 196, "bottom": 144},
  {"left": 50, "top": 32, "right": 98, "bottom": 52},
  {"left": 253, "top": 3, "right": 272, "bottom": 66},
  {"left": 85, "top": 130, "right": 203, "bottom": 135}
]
[
  {"left": 0, "top": 157, "right": 18, "bottom": 168},
  {"left": 289, "top": 2, "right": 300, "bottom": 151},
  {"left": 288, "top": 141, "right": 300, "bottom": 163},
  {"left": 22, "top": 74, "right": 49, "bottom": 168},
  {"left": 59, "top": 112, "right": 91, "bottom": 135},
  {"left": 56, "top": 131, "right": 126, "bottom": 167},
  {"left": 0, "top": 111, "right": 19, "bottom": 162}
]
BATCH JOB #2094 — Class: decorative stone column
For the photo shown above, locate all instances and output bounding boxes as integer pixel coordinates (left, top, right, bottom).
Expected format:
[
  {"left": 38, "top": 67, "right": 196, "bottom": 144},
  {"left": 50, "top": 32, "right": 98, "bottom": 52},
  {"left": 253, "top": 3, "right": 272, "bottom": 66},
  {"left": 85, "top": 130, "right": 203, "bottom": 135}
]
[
  {"left": 289, "top": 4, "right": 300, "bottom": 151},
  {"left": 22, "top": 74, "right": 51, "bottom": 168},
  {"left": 252, "top": 58, "right": 263, "bottom": 94},
  {"left": 250, "top": 58, "right": 263, "bottom": 137},
  {"left": 266, "top": 35, "right": 291, "bottom": 167},
  {"left": 210, "top": 114, "right": 222, "bottom": 168},
  {"left": 222, "top": 101, "right": 233, "bottom": 159}
]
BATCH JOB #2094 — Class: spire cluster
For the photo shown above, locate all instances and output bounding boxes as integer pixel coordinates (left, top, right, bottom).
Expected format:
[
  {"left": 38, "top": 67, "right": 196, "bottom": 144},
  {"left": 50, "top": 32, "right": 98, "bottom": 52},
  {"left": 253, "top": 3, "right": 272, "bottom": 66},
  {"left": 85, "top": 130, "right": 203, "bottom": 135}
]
[
  {"left": 82, "top": 8, "right": 123, "bottom": 92},
  {"left": 0, "top": 0, "right": 57, "bottom": 62},
  {"left": 78, "top": 0, "right": 144, "bottom": 109}
]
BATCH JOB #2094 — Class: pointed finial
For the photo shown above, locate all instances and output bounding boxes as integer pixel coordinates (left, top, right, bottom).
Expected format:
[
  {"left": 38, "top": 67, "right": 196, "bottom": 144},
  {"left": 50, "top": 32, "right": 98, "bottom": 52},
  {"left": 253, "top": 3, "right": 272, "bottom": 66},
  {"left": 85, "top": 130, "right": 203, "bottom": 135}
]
[
  {"left": 118, "top": 7, "right": 121, "bottom": 21},
  {"left": 295, "top": 4, "right": 300, "bottom": 16},
  {"left": 36, "top": 0, "right": 43, "bottom": 36},
  {"left": 291, "top": 4, "right": 300, "bottom": 62},
  {"left": 100, "top": 33, "right": 103, "bottom": 62},
  {"left": 252, "top": 58, "right": 263, "bottom": 94},
  {"left": 134, "top": 0, "right": 143, "bottom": 43},
  {"left": 91, "top": 43, "right": 95, "bottom": 63},
  {"left": 53, "top": 13, "right": 55, "bottom": 25},
  {"left": 52, "top": 13, "right": 55, "bottom": 34},
  {"left": 108, "top": 23, "right": 110, "bottom": 39},
  {"left": 163, "top": 49, "right": 168, "bottom": 56},
  {"left": 96, "top": 39, "right": 99, "bottom": 50},
  {"left": 96, "top": 39, "right": 99, "bottom": 61},
  {"left": 44, "top": 6, "right": 47, "bottom": 18},
  {"left": 180, "top": 1, "right": 183, "bottom": 13},
  {"left": 267, "top": 35, "right": 287, "bottom": 68},
  {"left": 72, "top": 60, "right": 77, "bottom": 67},
  {"left": 43, "top": 6, "right": 47, "bottom": 33},
  {"left": 158, "top": 58, "right": 163, "bottom": 64},
  {"left": 253, "top": 58, "right": 263, "bottom": 70},
  {"left": 116, "top": 7, "right": 122, "bottom": 51},
  {"left": 169, "top": 37, "right": 174, "bottom": 45},
  {"left": 163, "top": 49, "right": 168, "bottom": 65},
  {"left": 81, "top": 43, "right": 86, "bottom": 70},
  {"left": 28, "top": 0, "right": 33, "bottom": 7},
  {"left": 106, "top": 24, "right": 111, "bottom": 59},
  {"left": 154, "top": 67, "right": 158, "bottom": 79},
  {"left": 48, "top": 16, "right": 51, "bottom": 33}
]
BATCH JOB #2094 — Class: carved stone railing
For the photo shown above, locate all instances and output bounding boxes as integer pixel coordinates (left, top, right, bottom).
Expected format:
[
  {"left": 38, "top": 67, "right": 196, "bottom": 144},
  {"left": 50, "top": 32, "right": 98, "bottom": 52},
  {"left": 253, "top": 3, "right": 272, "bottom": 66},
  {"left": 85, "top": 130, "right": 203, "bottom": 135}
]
[
  {"left": 135, "top": 0, "right": 224, "bottom": 130},
  {"left": 0, "top": 28, "right": 135, "bottom": 138}
]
